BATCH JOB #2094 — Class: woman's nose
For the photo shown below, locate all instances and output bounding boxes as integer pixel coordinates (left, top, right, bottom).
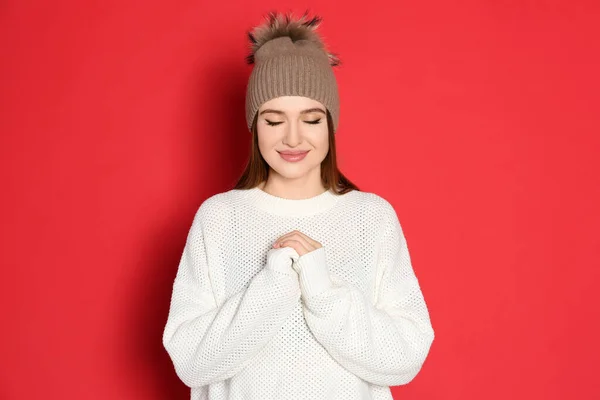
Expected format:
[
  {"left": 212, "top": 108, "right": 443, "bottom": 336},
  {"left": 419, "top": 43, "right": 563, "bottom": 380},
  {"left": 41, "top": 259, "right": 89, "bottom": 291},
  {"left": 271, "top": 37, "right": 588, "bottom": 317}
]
[{"left": 283, "top": 120, "right": 301, "bottom": 146}]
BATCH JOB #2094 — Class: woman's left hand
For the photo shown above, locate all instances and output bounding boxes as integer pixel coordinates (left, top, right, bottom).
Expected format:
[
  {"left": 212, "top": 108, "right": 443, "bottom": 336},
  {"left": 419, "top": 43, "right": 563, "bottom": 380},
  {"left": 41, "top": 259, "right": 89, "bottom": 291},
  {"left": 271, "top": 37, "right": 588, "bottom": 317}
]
[{"left": 272, "top": 230, "right": 322, "bottom": 256}]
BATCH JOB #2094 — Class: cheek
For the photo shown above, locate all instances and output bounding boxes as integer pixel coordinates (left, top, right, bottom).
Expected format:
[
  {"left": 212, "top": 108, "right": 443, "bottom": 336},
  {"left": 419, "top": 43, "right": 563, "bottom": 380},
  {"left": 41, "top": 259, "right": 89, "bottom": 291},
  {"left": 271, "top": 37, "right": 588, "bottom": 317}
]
[
  {"left": 257, "top": 130, "right": 278, "bottom": 151},
  {"left": 312, "top": 128, "right": 329, "bottom": 154}
]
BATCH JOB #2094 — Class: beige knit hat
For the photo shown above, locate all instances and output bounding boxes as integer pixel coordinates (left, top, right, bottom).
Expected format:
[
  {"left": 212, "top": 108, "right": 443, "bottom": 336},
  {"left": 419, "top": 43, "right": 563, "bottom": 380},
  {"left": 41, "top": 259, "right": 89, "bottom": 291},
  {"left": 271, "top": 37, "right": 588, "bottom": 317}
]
[{"left": 245, "top": 11, "right": 341, "bottom": 133}]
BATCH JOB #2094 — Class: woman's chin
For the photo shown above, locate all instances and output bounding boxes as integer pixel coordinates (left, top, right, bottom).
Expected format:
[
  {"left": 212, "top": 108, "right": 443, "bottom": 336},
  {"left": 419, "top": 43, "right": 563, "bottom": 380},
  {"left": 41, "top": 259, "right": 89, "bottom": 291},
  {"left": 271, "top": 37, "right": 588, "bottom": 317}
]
[{"left": 271, "top": 165, "right": 312, "bottom": 179}]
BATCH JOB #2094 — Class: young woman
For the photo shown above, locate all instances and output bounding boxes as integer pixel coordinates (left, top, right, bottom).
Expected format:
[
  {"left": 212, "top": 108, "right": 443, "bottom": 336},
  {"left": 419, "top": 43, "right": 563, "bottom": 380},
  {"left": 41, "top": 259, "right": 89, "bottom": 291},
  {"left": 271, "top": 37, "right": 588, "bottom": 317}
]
[{"left": 163, "top": 11, "right": 435, "bottom": 400}]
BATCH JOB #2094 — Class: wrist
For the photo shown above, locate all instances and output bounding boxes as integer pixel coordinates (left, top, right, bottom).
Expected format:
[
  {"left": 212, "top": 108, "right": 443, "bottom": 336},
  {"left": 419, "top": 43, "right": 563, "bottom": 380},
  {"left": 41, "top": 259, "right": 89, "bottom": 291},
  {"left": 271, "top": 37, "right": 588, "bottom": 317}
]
[
  {"left": 266, "top": 247, "right": 300, "bottom": 277},
  {"left": 295, "top": 247, "right": 333, "bottom": 297}
]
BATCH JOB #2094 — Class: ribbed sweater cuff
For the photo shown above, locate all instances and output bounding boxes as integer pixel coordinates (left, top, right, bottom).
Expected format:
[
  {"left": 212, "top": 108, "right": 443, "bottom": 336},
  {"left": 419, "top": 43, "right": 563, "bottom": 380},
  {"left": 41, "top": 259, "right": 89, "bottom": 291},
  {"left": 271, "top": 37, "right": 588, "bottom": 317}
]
[
  {"left": 295, "top": 247, "right": 333, "bottom": 298},
  {"left": 265, "top": 247, "right": 300, "bottom": 277}
]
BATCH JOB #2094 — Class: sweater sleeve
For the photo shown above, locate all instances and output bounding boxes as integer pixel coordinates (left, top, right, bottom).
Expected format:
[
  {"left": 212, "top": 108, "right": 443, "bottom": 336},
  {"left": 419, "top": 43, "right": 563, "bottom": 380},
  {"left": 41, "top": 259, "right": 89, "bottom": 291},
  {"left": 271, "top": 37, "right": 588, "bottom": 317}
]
[
  {"left": 162, "top": 207, "right": 302, "bottom": 388},
  {"left": 294, "top": 203, "right": 435, "bottom": 387}
]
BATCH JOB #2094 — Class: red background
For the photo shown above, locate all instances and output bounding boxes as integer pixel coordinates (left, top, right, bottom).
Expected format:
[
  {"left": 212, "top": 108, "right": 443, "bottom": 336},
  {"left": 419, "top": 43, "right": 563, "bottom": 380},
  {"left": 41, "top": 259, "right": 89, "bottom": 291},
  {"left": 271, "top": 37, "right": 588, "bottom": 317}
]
[{"left": 1, "top": 1, "right": 599, "bottom": 399}]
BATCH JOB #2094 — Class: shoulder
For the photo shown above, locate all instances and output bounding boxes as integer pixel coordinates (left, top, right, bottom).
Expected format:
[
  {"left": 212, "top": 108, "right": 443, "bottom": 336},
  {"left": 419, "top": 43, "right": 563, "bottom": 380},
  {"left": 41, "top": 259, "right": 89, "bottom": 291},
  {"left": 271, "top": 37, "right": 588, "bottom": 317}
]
[
  {"left": 347, "top": 192, "right": 409, "bottom": 252},
  {"left": 198, "top": 190, "right": 236, "bottom": 213},
  {"left": 191, "top": 189, "right": 240, "bottom": 227},
  {"left": 344, "top": 190, "right": 405, "bottom": 239},
  {"left": 343, "top": 189, "right": 398, "bottom": 220}
]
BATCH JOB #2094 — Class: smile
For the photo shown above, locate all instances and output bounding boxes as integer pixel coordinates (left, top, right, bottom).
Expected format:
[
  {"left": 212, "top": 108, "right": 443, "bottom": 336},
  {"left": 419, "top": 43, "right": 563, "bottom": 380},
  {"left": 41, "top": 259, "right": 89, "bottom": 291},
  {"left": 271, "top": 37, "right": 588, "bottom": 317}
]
[{"left": 278, "top": 151, "right": 309, "bottom": 162}]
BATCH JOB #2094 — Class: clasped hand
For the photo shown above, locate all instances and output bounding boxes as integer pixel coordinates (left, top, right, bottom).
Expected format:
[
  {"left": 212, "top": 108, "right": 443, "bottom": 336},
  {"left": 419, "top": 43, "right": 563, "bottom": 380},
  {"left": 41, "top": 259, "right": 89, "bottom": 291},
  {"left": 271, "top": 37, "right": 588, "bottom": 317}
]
[{"left": 272, "top": 230, "right": 322, "bottom": 256}]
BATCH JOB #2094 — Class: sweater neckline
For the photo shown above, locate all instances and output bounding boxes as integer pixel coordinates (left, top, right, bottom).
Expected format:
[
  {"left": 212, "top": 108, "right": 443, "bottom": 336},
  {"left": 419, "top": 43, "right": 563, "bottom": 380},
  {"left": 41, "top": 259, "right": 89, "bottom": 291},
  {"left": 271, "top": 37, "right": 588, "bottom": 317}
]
[{"left": 242, "top": 186, "right": 342, "bottom": 217}]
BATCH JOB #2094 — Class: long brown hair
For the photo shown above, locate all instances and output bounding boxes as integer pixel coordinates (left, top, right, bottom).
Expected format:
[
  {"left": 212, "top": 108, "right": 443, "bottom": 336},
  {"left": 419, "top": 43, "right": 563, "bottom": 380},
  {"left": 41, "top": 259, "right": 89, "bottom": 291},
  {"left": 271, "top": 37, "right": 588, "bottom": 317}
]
[{"left": 233, "top": 110, "right": 360, "bottom": 194}]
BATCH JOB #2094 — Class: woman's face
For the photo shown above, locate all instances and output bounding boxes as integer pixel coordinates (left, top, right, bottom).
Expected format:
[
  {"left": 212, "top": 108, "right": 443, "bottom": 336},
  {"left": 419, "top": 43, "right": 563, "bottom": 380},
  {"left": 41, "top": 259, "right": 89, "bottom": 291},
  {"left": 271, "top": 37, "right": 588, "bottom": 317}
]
[{"left": 256, "top": 96, "right": 329, "bottom": 181}]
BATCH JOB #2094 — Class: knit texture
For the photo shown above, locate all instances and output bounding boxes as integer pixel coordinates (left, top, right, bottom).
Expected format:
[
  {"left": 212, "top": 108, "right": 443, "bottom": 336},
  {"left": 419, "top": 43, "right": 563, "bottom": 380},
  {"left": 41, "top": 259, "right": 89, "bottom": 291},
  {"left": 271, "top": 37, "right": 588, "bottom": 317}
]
[
  {"left": 162, "top": 187, "right": 435, "bottom": 400},
  {"left": 245, "top": 35, "right": 340, "bottom": 133}
]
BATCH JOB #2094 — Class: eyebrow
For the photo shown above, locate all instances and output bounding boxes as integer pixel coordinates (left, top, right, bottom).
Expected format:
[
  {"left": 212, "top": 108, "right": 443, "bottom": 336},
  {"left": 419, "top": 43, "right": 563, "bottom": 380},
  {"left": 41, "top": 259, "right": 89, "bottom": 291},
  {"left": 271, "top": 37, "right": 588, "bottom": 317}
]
[{"left": 259, "top": 108, "right": 326, "bottom": 116}]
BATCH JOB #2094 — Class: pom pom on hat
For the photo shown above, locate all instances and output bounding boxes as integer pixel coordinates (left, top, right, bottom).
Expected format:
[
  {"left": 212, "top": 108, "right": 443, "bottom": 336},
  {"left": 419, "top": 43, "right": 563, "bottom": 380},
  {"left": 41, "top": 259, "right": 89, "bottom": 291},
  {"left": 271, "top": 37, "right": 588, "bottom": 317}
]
[{"left": 245, "top": 11, "right": 340, "bottom": 66}]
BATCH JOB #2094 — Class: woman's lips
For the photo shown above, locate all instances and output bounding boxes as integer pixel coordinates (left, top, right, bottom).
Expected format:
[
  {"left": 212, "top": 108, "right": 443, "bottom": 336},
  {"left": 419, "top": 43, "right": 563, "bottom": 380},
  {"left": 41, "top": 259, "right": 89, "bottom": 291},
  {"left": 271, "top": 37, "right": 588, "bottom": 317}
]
[{"left": 279, "top": 151, "right": 309, "bottom": 162}]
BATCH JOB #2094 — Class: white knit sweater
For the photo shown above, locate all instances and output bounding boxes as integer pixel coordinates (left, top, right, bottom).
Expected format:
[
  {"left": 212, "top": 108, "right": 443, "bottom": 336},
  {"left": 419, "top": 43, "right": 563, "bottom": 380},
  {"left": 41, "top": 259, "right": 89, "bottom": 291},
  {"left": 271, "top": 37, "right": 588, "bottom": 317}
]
[{"left": 162, "top": 186, "right": 435, "bottom": 400}]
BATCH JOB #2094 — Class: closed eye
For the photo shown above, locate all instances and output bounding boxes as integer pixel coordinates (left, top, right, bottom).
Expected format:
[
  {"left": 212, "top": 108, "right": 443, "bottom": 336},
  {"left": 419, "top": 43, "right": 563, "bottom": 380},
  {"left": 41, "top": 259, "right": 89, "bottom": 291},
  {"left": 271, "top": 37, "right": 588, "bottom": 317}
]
[
  {"left": 265, "top": 119, "right": 322, "bottom": 126},
  {"left": 305, "top": 119, "right": 322, "bottom": 125}
]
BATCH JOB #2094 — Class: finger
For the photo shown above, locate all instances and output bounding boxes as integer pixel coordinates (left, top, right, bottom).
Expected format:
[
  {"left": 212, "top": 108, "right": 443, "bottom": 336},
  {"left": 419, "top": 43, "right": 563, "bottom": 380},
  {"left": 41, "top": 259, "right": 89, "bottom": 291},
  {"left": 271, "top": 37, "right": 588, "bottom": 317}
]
[
  {"left": 275, "top": 232, "right": 313, "bottom": 250},
  {"left": 277, "top": 230, "right": 318, "bottom": 247},
  {"left": 289, "top": 230, "right": 320, "bottom": 247},
  {"left": 294, "top": 232, "right": 321, "bottom": 250},
  {"left": 298, "top": 232, "right": 320, "bottom": 248},
  {"left": 275, "top": 232, "right": 295, "bottom": 245},
  {"left": 278, "top": 239, "right": 309, "bottom": 255},
  {"left": 275, "top": 229, "right": 299, "bottom": 241}
]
